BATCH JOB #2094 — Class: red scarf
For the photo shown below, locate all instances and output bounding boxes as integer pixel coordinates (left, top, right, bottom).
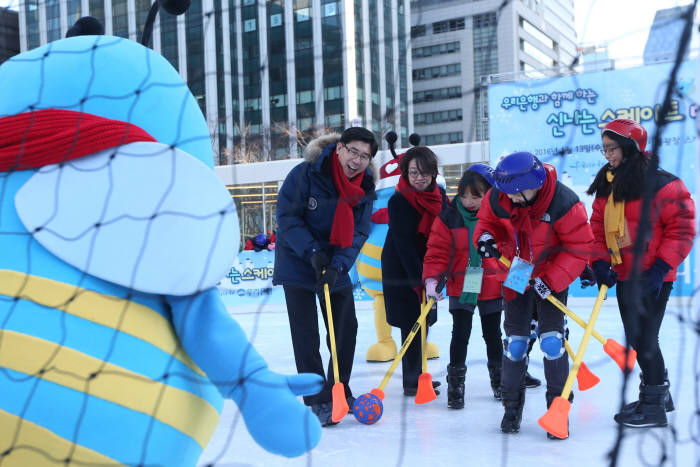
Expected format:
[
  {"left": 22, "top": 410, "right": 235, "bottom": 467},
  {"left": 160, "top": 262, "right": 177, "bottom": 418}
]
[
  {"left": 0, "top": 109, "right": 156, "bottom": 172},
  {"left": 499, "top": 167, "right": 556, "bottom": 234},
  {"left": 397, "top": 175, "right": 443, "bottom": 237},
  {"left": 329, "top": 150, "right": 366, "bottom": 248}
]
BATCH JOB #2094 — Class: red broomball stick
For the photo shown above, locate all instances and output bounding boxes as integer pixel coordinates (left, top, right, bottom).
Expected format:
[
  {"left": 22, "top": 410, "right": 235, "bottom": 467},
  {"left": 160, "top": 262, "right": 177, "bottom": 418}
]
[
  {"left": 415, "top": 297, "right": 437, "bottom": 404},
  {"left": 539, "top": 285, "right": 609, "bottom": 439},
  {"left": 323, "top": 282, "right": 349, "bottom": 423},
  {"left": 498, "top": 255, "right": 636, "bottom": 372}
]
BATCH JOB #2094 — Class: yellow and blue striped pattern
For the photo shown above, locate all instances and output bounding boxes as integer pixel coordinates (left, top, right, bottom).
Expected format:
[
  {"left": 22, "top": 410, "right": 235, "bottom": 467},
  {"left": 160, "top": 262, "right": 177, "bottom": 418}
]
[{"left": 0, "top": 270, "right": 223, "bottom": 466}]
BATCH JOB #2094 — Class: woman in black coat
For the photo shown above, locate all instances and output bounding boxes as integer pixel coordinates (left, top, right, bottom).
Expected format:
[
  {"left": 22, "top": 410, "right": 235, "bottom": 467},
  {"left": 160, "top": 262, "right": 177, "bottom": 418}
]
[{"left": 381, "top": 146, "right": 448, "bottom": 395}]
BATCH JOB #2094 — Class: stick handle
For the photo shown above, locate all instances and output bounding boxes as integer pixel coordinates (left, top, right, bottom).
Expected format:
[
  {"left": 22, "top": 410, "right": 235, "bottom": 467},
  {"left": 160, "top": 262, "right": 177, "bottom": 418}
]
[
  {"left": 560, "top": 285, "right": 608, "bottom": 400},
  {"left": 324, "top": 283, "right": 340, "bottom": 384},
  {"left": 497, "top": 255, "right": 607, "bottom": 344},
  {"left": 421, "top": 310, "right": 427, "bottom": 373},
  {"left": 377, "top": 276, "right": 446, "bottom": 392}
]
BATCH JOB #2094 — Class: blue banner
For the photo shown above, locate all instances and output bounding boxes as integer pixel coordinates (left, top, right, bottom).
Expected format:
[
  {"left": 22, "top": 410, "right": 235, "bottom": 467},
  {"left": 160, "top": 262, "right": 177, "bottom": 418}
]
[{"left": 488, "top": 60, "right": 697, "bottom": 297}]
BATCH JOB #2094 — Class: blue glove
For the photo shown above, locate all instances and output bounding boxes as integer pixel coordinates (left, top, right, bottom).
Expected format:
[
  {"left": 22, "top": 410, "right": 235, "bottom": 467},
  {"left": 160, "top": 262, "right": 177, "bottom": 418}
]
[
  {"left": 592, "top": 260, "right": 617, "bottom": 288},
  {"left": 529, "top": 277, "right": 552, "bottom": 299},
  {"left": 641, "top": 258, "right": 671, "bottom": 298},
  {"left": 579, "top": 264, "right": 596, "bottom": 288}
]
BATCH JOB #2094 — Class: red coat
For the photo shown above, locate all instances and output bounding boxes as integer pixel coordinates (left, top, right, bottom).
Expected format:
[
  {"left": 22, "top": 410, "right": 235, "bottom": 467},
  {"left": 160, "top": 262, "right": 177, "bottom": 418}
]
[
  {"left": 423, "top": 198, "right": 506, "bottom": 299},
  {"left": 473, "top": 166, "right": 593, "bottom": 295},
  {"left": 590, "top": 172, "right": 695, "bottom": 281}
]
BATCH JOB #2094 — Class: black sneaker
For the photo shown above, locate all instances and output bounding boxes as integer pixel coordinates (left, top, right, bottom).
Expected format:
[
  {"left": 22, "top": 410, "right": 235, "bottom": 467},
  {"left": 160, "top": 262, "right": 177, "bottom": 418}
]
[
  {"left": 310, "top": 402, "right": 338, "bottom": 427},
  {"left": 403, "top": 381, "right": 441, "bottom": 396},
  {"left": 525, "top": 371, "right": 541, "bottom": 388}
]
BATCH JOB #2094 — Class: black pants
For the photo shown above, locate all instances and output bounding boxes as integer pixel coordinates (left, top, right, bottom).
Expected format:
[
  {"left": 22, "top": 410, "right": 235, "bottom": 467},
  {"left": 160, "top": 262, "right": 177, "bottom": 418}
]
[
  {"left": 283, "top": 284, "right": 357, "bottom": 405},
  {"left": 501, "top": 288, "right": 568, "bottom": 396},
  {"left": 399, "top": 323, "right": 425, "bottom": 390},
  {"left": 617, "top": 280, "right": 673, "bottom": 385},
  {"left": 449, "top": 298, "right": 503, "bottom": 367}
]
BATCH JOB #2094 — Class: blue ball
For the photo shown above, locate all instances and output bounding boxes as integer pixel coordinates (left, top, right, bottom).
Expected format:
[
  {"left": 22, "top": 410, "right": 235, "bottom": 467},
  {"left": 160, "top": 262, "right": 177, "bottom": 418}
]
[{"left": 353, "top": 393, "right": 383, "bottom": 425}]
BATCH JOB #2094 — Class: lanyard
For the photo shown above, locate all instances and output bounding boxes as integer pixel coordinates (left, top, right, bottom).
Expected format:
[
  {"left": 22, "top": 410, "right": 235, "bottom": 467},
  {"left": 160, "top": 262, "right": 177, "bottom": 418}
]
[{"left": 513, "top": 228, "right": 533, "bottom": 263}]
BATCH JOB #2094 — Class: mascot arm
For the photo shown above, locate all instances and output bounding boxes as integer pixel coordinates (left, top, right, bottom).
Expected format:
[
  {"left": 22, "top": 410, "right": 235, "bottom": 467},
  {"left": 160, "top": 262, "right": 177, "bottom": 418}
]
[{"left": 166, "top": 289, "right": 323, "bottom": 457}]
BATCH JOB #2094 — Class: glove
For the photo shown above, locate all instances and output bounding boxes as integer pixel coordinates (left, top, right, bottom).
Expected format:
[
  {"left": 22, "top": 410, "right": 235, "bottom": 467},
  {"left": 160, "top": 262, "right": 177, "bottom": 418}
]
[
  {"left": 310, "top": 250, "right": 330, "bottom": 280},
  {"left": 529, "top": 277, "right": 551, "bottom": 299},
  {"left": 641, "top": 258, "right": 671, "bottom": 298},
  {"left": 592, "top": 260, "right": 617, "bottom": 288},
  {"left": 317, "top": 266, "right": 339, "bottom": 290},
  {"left": 477, "top": 232, "right": 500, "bottom": 258},
  {"left": 579, "top": 264, "right": 596, "bottom": 288},
  {"left": 425, "top": 278, "right": 444, "bottom": 301}
]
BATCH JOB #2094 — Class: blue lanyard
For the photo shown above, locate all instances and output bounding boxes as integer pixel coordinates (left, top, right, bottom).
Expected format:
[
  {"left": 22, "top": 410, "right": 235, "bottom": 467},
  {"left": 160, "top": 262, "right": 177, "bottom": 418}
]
[{"left": 513, "top": 229, "right": 533, "bottom": 263}]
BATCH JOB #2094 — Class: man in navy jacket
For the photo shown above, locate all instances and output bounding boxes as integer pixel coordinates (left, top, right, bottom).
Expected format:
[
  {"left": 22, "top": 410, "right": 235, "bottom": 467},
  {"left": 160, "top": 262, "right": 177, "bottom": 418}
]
[{"left": 273, "top": 127, "right": 377, "bottom": 426}]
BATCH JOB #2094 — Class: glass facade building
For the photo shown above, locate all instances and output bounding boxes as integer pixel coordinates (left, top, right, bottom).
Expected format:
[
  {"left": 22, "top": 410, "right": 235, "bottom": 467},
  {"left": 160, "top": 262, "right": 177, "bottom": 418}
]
[{"left": 17, "top": 0, "right": 411, "bottom": 164}]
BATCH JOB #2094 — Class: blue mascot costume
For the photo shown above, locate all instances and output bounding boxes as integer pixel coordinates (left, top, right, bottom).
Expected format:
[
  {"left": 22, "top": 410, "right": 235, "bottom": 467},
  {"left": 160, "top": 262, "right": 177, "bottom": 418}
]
[{"left": 0, "top": 22, "right": 322, "bottom": 467}]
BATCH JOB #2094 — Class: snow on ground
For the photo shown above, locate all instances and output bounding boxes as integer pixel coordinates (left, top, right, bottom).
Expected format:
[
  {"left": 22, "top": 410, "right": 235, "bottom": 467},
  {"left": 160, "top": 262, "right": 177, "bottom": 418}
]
[{"left": 199, "top": 298, "right": 698, "bottom": 467}]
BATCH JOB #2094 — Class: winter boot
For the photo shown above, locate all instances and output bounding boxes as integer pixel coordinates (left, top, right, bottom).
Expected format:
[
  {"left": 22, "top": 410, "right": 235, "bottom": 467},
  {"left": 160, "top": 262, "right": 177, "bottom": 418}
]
[
  {"left": 500, "top": 387, "right": 526, "bottom": 433},
  {"left": 615, "top": 383, "right": 669, "bottom": 428},
  {"left": 446, "top": 364, "right": 467, "bottom": 409},
  {"left": 617, "top": 371, "right": 674, "bottom": 418},
  {"left": 487, "top": 361, "right": 502, "bottom": 400},
  {"left": 545, "top": 392, "right": 573, "bottom": 440},
  {"left": 524, "top": 371, "right": 541, "bottom": 388}
]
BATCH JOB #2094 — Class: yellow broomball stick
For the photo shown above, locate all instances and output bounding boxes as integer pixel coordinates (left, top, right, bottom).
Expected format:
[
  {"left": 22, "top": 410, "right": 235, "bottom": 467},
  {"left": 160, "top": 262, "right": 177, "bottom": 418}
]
[
  {"left": 498, "top": 255, "right": 635, "bottom": 372},
  {"left": 538, "top": 285, "right": 608, "bottom": 439},
  {"left": 324, "top": 282, "right": 349, "bottom": 423}
]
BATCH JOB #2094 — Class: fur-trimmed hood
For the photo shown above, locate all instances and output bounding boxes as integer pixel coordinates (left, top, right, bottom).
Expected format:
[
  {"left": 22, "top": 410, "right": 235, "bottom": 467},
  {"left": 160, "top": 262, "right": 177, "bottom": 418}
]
[{"left": 303, "top": 132, "right": 378, "bottom": 182}]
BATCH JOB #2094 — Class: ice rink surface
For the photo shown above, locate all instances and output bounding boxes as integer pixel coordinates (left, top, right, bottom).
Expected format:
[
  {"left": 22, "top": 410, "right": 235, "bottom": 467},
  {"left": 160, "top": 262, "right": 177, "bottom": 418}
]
[{"left": 199, "top": 297, "right": 698, "bottom": 467}]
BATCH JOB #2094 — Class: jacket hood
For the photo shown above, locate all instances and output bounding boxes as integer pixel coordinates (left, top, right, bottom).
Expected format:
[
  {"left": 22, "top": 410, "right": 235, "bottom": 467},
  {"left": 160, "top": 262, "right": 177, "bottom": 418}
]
[{"left": 303, "top": 132, "right": 378, "bottom": 182}]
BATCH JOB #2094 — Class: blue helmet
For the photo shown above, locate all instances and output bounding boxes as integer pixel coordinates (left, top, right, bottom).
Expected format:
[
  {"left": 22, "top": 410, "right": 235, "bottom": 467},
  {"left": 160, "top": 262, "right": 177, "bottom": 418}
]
[
  {"left": 493, "top": 152, "right": 546, "bottom": 194},
  {"left": 467, "top": 163, "right": 495, "bottom": 186},
  {"left": 253, "top": 233, "right": 268, "bottom": 248}
]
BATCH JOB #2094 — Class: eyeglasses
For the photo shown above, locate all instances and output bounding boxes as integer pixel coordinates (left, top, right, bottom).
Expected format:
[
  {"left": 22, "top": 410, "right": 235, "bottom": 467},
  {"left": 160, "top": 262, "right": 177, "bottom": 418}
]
[
  {"left": 342, "top": 143, "right": 371, "bottom": 162},
  {"left": 599, "top": 146, "right": 620, "bottom": 156},
  {"left": 408, "top": 170, "right": 431, "bottom": 179}
]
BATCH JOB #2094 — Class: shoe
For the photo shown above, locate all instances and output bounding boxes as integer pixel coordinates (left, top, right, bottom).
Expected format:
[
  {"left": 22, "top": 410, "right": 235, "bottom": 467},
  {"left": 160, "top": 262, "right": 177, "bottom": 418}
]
[
  {"left": 615, "top": 383, "right": 669, "bottom": 428},
  {"left": 524, "top": 371, "right": 541, "bottom": 388},
  {"left": 446, "top": 364, "right": 467, "bottom": 409},
  {"left": 310, "top": 402, "right": 338, "bottom": 427},
  {"left": 347, "top": 396, "right": 356, "bottom": 414},
  {"left": 618, "top": 371, "right": 675, "bottom": 417},
  {"left": 500, "top": 387, "right": 526, "bottom": 433},
  {"left": 545, "top": 392, "right": 570, "bottom": 440},
  {"left": 487, "top": 361, "right": 502, "bottom": 401},
  {"left": 404, "top": 381, "right": 441, "bottom": 397}
]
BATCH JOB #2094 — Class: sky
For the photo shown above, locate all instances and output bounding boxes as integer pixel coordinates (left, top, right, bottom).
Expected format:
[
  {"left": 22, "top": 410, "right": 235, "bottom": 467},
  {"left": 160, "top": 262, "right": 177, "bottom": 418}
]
[{"left": 573, "top": 0, "right": 697, "bottom": 61}]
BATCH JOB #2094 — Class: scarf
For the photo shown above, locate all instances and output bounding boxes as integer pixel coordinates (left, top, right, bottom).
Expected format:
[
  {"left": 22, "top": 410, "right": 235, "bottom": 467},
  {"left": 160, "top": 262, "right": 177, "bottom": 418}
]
[
  {"left": 397, "top": 175, "right": 443, "bottom": 237},
  {"left": 0, "top": 109, "right": 156, "bottom": 172},
  {"left": 603, "top": 170, "right": 626, "bottom": 265},
  {"left": 329, "top": 149, "right": 366, "bottom": 248},
  {"left": 456, "top": 199, "right": 481, "bottom": 305}
]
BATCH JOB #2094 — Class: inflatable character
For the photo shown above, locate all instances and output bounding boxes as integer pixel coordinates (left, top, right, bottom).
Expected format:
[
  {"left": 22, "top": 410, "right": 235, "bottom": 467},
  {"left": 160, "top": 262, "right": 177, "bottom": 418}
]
[
  {"left": 357, "top": 133, "right": 439, "bottom": 361},
  {"left": 0, "top": 34, "right": 322, "bottom": 466}
]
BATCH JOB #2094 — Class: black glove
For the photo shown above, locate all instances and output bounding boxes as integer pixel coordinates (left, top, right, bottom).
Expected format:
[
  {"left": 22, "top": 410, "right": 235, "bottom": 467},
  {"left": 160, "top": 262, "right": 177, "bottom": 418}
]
[
  {"left": 317, "top": 267, "right": 339, "bottom": 290},
  {"left": 579, "top": 264, "right": 596, "bottom": 288},
  {"left": 641, "top": 258, "right": 671, "bottom": 298},
  {"left": 592, "top": 260, "right": 617, "bottom": 288},
  {"left": 529, "top": 277, "right": 552, "bottom": 299},
  {"left": 477, "top": 232, "right": 500, "bottom": 258},
  {"left": 310, "top": 250, "right": 330, "bottom": 280}
]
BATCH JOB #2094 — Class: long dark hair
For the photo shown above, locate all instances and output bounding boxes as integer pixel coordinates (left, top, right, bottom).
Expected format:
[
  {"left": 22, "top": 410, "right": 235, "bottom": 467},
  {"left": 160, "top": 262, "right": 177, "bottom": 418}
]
[{"left": 586, "top": 131, "right": 649, "bottom": 202}]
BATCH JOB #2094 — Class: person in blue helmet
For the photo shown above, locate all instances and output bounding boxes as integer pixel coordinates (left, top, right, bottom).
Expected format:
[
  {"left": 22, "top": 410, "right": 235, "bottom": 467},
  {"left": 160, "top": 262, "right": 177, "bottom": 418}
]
[
  {"left": 273, "top": 127, "right": 378, "bottom": 426},
  {"left": 473, "top": 152, "right": 593, "bottom": 438}
]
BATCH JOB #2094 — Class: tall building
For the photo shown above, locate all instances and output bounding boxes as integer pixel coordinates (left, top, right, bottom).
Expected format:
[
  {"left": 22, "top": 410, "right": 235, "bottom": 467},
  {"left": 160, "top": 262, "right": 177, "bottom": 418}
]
[
  {"left": 17, "top": 0, "right": 412, "bottom": 163},
  {"left": 643, "top": 5, "right": 692, "bottom": 65},
  {"left": 0, "top": 7, "right": 19, "bottom": 64},
  {"left": 410, "top": 0, "right": 577, "bottom": 142}
]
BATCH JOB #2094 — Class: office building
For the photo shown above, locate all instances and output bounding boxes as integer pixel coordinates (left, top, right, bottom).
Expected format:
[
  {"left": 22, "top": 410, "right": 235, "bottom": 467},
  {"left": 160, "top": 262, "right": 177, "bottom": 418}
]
[
  {"left": 410, "top": 0, "right": 577, "bottom": 142},
  {"left": 0, "top": 7, "right": 19, "bottom": 64}
]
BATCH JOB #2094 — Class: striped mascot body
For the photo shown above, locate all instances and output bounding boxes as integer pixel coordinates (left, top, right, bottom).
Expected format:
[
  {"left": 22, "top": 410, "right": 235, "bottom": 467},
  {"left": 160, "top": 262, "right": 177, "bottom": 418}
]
[{"left": 0, "top": 36, "right": 321, "bottom": 466}]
